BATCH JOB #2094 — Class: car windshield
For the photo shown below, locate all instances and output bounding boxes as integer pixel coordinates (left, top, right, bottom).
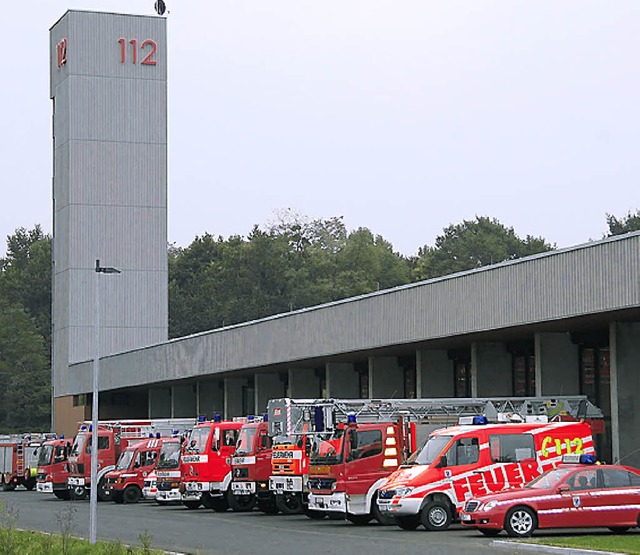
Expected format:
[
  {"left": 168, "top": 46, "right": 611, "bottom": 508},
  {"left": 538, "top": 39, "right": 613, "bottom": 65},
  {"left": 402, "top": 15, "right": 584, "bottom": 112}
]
[
  {"left": 157, "top": 442, "right": 181, "bottom": 469},
  {"left": 37, "top": 444, "right": 54, "bottom": 466},
  {"left": 236, "top": 427, "right": 257, "bottom": 455},
  {"left": 525, "top": 467, "right": 575, "bottom": 489},
  {"left": 71, "top": 434, "right": 87, "bottom": 457},
  {"left": 116, "top": 449, "right": 135, "bottom": 470},
  {"left": 407, "top": 435, "right": 452, "bottom": 465},
  {"left": 310, "top": 430, "right": 345, "bottom": 465},
  {"left": 186, "top": 427, "right": 210, "bottom": 453}
]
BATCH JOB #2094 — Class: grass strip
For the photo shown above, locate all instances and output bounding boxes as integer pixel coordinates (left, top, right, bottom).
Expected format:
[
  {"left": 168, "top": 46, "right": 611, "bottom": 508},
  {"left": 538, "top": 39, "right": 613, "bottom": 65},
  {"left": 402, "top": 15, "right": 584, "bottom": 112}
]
[{"left": 522, "top": 535, "right": 640, "bottom": 554}]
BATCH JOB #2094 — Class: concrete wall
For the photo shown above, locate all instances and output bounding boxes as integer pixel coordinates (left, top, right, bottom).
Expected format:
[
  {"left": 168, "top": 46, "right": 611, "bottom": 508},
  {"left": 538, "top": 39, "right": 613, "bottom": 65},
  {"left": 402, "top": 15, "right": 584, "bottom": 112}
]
[
  {"left": 610, "top": 322, "right": 640, "bottom": 468},
  {"left": 198, "top": 380, "right": 224, "bottom": 419},
  {"left": 288, "top": 368, "right": 321, "bottom": 398},
  {"left": 472, "top": 342, "right": 512, "bottom": 397},
  {"left": 172, "top": 384, "right": 197, "bottom": 418},
  {"left": 417, "top": 350, "right": 454, "bottom": 397},
  {"left": 369, "top": 356, "right": 404, "bottom": 398},
  {"left": 149, "top": 387, "right": 171, "bottom": 418},
  {"left": 326, "top": 363, "right": 359, "bottom": 398},
  {"left": 255, "top": 373, "right": 284, "bottom": 415},
  {"left": 535, "top": 332, "right": 580, "bottom": 395}
]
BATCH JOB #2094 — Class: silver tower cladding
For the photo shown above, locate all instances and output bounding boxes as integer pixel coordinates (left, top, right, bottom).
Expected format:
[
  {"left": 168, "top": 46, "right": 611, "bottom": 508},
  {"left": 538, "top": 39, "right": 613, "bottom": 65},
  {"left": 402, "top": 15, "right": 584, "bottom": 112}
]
[{"left": 50, "top": 12, "right": 168, "bottom": 407}]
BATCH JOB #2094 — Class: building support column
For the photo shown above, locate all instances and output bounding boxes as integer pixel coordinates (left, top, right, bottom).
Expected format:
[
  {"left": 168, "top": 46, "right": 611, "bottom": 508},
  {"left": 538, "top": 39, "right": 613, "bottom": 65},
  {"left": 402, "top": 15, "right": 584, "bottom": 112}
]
[
  {"left": 610, "top": 322, "right": 640, "bottom": 467},
  {"left": 287, "top": 368, "right": 321, "bottom": 398}
]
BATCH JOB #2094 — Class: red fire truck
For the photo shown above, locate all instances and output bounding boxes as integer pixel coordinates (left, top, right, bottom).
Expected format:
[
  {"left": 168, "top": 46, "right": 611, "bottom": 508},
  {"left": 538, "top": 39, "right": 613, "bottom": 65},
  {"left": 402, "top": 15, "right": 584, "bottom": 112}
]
[
  {"left": 66, "top": 419, "right": 194, "bottom": 501},
  {"left": 267, "top": 398, "right": 332, "bottom": 515},
  {"left": 105, "top": 436, "right": 179, "bottom": 503},
  {"left": 180, "top": 415, "right": 242, "bottom": 511},
  {"left": 155, "top": 437, "right": 185, "bottom": 505},
  {"left": 35, "top": 436, "right": 72, "bottom": 499},
  {"left": 229, "top": 416, "right": 275, "bottom": 513},
  {"left": 376, "top": 397, "right": 603, "bottom": 531},
  {"left": 0, "top": 433, "right": 53, "bottom": 491},
  {"left": 307, "top": 396, "right": 603, "bottom": 526}
]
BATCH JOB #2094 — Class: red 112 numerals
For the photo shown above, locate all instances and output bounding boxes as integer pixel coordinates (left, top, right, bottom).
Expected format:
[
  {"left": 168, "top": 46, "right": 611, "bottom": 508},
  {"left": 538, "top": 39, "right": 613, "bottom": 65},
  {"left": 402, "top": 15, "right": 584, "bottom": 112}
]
[{"left": 118, "top": 38, "right": 157, "bottom": 65}]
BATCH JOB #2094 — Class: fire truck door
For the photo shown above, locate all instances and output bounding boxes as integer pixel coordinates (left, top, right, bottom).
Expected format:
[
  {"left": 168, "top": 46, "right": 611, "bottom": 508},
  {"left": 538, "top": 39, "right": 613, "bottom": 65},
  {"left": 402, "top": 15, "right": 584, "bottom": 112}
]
[{"left": 345, "top": 429, "right": 385, "bottom": 497}]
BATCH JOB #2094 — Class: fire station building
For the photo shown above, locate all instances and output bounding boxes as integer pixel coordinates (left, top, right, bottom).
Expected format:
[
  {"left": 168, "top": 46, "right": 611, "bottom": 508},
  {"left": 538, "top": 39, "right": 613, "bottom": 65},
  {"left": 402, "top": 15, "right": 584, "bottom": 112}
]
[{"left": 50, "top": 11, "right": 640, "bottom": 469}]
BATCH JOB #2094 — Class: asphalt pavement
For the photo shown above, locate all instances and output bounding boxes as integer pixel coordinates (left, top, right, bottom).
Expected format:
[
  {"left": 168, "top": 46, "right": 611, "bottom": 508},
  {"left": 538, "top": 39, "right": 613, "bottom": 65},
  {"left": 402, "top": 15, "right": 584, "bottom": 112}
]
[{"left": 0, "top": 489, "right": 634, "bottom": 555}]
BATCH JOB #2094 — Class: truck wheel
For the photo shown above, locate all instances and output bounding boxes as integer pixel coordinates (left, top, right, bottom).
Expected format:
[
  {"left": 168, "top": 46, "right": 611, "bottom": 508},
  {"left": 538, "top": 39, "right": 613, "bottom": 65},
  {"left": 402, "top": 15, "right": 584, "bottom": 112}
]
[
  {"left": 183, "top": 500, "right": 202, "bottom": 510},
  {"left": 395, "top": 515, "right": 421, "bottom": 531},
  {"left": 112, "top": 491, "right": 124, "bottom": 504},
  {"left": 54, "top": 491, "right": 71, "bottom": 501},
  {"left": 69, "top": 486, "right": 87, "bottom": 500},
  {"left": 346, "top": 514, "right": 372, "bottom": 526},
  {"left": 123, "top": 485, "right": 141, "bottom": 504},
  {"left": 228, "top": 492, "right": 256, "bottom": 512},
  {"left": 201, "top": 492, "right": 215, "bottom": 509},
  {"left": 25, "top": 479, "right": 36, "bottom": 491},
  {"left": 97, "top": 477, "right": 110, "bottom": 502},
  {"left": 421, "top": 500, "right": 453, "bottom": 531},
  {"left": 210, "top": 491, "right": 230, "bottom": 512},
  {"left": 276, "top": 493, "right": 303, "bottom": 515},
  {"left": 504, "top": 506, "right": 536, "bottom": 537},
  {"left": 156, "top": 500, "right": 169, "bottom": 506},
  {"left": 372, "top": 493, "right": 395, "bottom": 525},
  {"left": 257, "top": 499, "right": 279, "bottom": 515}
]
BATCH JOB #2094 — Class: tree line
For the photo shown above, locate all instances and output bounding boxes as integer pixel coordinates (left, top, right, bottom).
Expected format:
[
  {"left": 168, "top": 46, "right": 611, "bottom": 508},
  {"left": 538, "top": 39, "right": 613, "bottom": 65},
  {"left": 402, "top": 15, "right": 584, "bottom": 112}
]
[{"left": 1, "top": 210, "right": 639, "bottom": 432}]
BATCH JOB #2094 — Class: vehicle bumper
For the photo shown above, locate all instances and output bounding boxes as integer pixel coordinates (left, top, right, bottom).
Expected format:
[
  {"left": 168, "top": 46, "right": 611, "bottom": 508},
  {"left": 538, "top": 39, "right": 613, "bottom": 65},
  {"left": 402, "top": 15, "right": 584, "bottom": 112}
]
[
  {"left": 181, "top": 490, "right": 202, "bottom": 501},
  {"left": 184, "top": 481, "right": 225, "bottom": 494},
  {"left": 270, "top": 476, "right": 303, "bottom": 494},
  {"left": 36, "top": 482, "right": 53, "bottom": 494},
  {"left": 459, "top": 512, "right": 502, "bottom": 529},
  {"left": 377, "top": 496, "right": 422, "bottom": 516},
  {"left": 67, "top": 477, "right": 86, "bottom": 488},
  {"left": 143, "top": 488, "right": 157, "bottom": 500},
  {"left": 156, "top": 489, "right": 182, "bottom": 502},
  {"left": 308, "top": 492, "right": 346, "bottom": 513},
  {"left": 231, "top": 481, "right": 256, "bottom": 495}
]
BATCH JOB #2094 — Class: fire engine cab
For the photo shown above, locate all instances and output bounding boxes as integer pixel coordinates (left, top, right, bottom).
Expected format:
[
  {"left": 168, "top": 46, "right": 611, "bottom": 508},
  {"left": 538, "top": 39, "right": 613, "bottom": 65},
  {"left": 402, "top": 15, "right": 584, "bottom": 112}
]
[
  {"left": 36, "top": 436, "right": 72, "bottom": 498},
  {"left": 376, "top": 396, "right": 603, "bottom": 531}
]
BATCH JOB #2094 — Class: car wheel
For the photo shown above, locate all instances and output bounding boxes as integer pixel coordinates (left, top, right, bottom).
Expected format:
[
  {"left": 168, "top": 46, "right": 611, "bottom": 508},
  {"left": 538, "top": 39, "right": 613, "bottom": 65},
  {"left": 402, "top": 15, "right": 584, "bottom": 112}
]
[
  {"left": 123, "top": 485, "right": 141, "bottom": 504},
  {"left": 505, "top": 506, "right": 537, "bottom": 537},
  {"left": 608, "top": 527, "right": 630, "bottom": 534},
  {"left": 478, "top": 528, "right": 501, "bottom": 537},
  {"left": 420, "top": 500, "right": 453, "bottom": 531},
  {"left": 395, "top": 515, "right": 421, "bottom": 531}
]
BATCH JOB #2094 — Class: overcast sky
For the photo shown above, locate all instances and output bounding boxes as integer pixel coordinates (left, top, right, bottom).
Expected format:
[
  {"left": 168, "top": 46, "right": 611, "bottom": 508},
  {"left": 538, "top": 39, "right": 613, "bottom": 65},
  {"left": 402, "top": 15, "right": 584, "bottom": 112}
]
[{"left": 2, "top": 1, "right": 639, "bottom": 257}]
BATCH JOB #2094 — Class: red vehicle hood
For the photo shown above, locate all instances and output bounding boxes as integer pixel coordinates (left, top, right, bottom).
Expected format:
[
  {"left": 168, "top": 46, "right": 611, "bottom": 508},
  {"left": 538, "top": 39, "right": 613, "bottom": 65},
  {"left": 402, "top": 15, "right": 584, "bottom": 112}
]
[{"left": 381, "top": 464, "right": 433, "bottom": 490}]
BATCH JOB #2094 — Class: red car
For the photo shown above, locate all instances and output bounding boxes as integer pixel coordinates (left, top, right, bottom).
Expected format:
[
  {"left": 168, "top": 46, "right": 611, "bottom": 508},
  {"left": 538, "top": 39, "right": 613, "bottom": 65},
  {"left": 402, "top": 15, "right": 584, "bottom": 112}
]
[{"left": 459, "top": 458, "right": 640, "bottom": 537}]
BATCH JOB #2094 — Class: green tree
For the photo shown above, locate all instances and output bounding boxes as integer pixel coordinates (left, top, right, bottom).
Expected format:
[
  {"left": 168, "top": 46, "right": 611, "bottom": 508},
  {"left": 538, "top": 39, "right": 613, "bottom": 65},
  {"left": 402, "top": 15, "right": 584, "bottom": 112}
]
[
  {"left": 0, "top": 226, "right": 52, "bottom": 352},
  {"left": 0, "top": 299, "right": 50, "bottom": 432},
  {"left": 414, "top": 216, "right": 554, "bottom": 280},
  {"left": 606, "top": 209, "right": 640, "bottom": 236}
]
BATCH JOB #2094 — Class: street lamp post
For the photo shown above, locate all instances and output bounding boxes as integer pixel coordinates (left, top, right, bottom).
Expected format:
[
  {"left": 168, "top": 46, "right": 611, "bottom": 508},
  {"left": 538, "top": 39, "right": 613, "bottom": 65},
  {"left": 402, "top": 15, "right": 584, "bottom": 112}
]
[{"left": 90, "top": 259, "right": 121, "bottom": 545}]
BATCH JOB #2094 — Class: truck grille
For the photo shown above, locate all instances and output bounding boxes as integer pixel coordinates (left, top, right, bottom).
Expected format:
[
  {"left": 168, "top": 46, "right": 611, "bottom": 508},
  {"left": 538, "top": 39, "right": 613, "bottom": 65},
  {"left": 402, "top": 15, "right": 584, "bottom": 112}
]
[
  {"left": 307, "top": 478, "right": 335, "bottom": 491},
  {"left": 464, "top": 501, "right": 480, "bottom": 513},
  {"left": 378, "top": 489, "right": 395, "bottom": 500}
]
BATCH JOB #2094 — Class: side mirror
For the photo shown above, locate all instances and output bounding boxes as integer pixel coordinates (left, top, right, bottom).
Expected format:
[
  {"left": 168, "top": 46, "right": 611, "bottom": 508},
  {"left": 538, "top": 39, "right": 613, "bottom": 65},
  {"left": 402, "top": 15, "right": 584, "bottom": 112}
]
[
  {"left": 557, "top": 484, "right": 570, "bottom": 494},
  {"left": 435, "top": 456, "right": 448, "bottom": 469}
]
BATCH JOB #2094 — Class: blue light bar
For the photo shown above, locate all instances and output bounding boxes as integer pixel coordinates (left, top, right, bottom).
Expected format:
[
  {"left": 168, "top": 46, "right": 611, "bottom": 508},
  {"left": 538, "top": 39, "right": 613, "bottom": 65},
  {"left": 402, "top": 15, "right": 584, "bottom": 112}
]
[
  {"left": 473, "top": 416, "right": 488, "bottom": 425},
  {"left": 263, "top": 413, "right": 268, "bottom": 422},
  {"left": 213, "top": 413, "right": 222, "bottom": 423},
  {"left": 347, "top": 412, "right": 357, "bottom": 424},
  {"left": 198, "top": 415, "right": 206, "bottom": 423}
]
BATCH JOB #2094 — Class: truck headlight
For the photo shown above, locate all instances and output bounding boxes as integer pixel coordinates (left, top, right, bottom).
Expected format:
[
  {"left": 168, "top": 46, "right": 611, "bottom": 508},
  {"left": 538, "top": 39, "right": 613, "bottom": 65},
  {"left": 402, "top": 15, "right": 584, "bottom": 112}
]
[{"left": 395, "top": 487, "right": 414, "bottom": 497}]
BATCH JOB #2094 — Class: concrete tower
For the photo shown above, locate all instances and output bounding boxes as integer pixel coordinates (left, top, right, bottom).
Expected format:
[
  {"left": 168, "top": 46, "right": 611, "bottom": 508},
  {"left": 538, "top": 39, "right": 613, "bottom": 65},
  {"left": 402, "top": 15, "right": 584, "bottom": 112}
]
[{"left": 50, "top": 11, "right": 168, "bottom": 430}]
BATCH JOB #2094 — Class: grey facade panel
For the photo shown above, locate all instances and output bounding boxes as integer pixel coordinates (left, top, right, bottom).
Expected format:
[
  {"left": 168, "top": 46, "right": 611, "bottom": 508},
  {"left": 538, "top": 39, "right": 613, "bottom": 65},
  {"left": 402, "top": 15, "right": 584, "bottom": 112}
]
[
  {"left": 65, "top": 230, "right": 640, "bottom": 396},
  {"left": 51, "top": 11, "right": 168, "bottom": 397}
]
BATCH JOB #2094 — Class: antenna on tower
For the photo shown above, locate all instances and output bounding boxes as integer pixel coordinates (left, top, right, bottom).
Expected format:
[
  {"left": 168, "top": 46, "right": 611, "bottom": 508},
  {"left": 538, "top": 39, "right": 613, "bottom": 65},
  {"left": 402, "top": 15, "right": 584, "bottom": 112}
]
[{"left": 154, "top": 0, "right": 167, "bottom": 16}]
